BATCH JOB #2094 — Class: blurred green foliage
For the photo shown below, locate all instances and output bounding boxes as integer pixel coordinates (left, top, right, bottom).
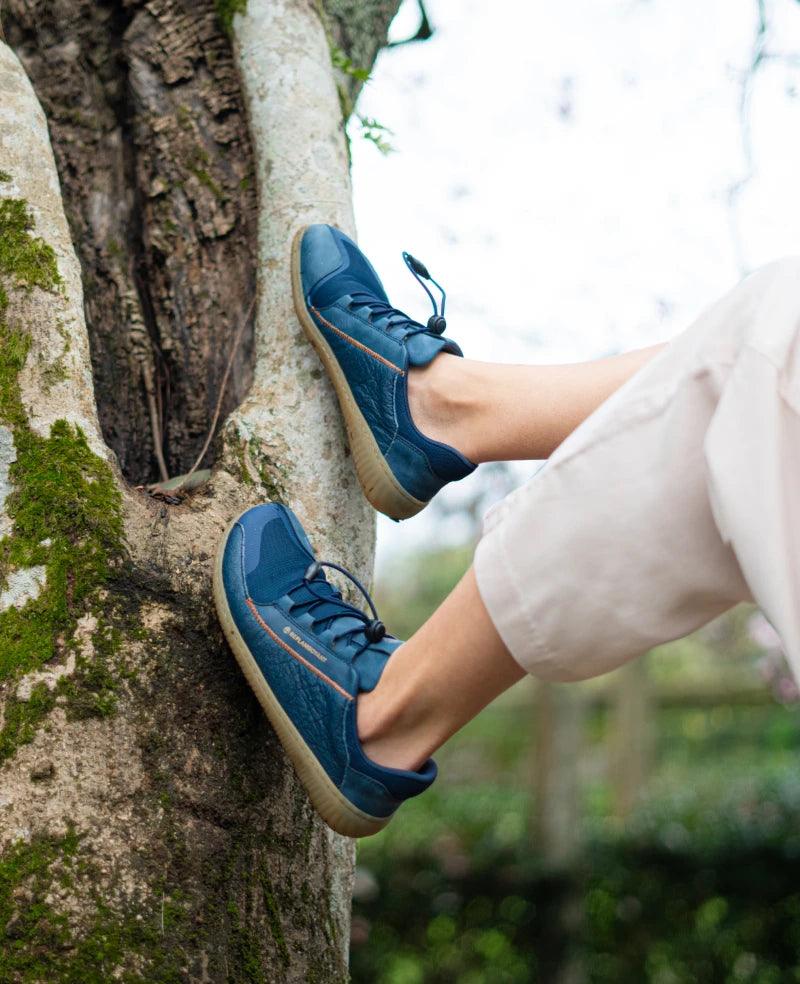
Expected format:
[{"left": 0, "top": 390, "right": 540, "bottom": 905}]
[
  {"left": 353, "top": 770, "right": 800, "bottom": 983},
  {"left": 375, "top": 545, "right": 472, "bottom": 641},
  {"left": 354, "top": 546, "right": 800, "bottom": 983}
]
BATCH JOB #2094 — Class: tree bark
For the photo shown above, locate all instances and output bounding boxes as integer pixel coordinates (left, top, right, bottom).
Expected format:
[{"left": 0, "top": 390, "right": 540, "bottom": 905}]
[{"left": 0, "top": 0, "right": 399, "bottom": 979}]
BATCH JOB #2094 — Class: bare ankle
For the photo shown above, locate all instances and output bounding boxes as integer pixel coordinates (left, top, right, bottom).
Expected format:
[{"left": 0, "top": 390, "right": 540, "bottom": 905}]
[
  {"left": 406, "top": 354, "right": 480, "bottom": 461},
  {"left": 357, "top": 690, "right": 412, "bottom": 771},
  {"left": 356, "top": 675, "right": 435, "bottom": 773}
]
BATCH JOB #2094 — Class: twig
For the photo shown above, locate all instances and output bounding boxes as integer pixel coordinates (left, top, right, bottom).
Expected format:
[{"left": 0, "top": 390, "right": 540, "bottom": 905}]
[
  {"left": 725, "top": 0, "right": 769, "bottom": 274},
  {"left": 142, "top": 360, "right": 169, "bottom": 483}
]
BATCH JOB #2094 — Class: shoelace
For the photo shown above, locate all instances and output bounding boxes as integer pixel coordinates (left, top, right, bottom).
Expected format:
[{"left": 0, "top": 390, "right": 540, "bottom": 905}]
[
  {"left": 346, "top": 250, "right": 448, "bottom": 343},
  {"left": 286, "top": 560, "right": 386, "bottom": 659}
]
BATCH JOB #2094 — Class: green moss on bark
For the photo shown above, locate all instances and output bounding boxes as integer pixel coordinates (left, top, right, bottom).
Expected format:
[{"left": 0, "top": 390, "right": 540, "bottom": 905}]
[
  {"left": 215, "top": 0, "right": 247, "bottom": 35},
  {"left": 225, "top": 430, "right": 288, "bottom": 501},
  {"left": 0, "top": 419, "right": 124, "bottom": 679},
  {"left": 0, "top": 197, "right": 62, "bottom": 312},
  {"left": 258, "top": 865, "right": 290, "bottom": 966},
  {"left": 0, "top": 831, "right": 186, "bottom": 982},
  {"left": 0, "top": 683, "right": 56, "bottom": 762},
  {"left": 0, "top": 190, "right": 125, "bottom": 761}
]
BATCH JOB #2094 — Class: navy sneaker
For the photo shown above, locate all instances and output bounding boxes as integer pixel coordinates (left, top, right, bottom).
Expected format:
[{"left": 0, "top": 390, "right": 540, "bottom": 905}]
[
  {"left": 213, "top": 502, "right": 437, "bottom": 837},
  {"left": 291, "top": 224, "right": 476, "bottom": 520}
]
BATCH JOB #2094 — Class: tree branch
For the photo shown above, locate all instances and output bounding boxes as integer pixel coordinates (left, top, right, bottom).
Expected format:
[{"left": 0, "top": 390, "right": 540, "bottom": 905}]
[
  {"left": 0, "top": 41, "right": 113, "bottom": 466},
  {"left": 725, "top": 0, "right": 800, "bottom": 273},
  {"left": 224, "top": 0, "right": 375, "bottom": 570}
]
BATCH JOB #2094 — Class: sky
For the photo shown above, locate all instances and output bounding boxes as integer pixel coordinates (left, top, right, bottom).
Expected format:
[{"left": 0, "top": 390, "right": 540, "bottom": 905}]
[{"left": 349, "top": 0, "right": 800, "bottom": 566}]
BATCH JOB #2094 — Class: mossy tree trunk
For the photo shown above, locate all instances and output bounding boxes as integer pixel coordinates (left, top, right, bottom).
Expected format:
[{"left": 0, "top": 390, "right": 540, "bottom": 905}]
[{"left": 0, "top": 1, "right": 399, "bottom": 980}]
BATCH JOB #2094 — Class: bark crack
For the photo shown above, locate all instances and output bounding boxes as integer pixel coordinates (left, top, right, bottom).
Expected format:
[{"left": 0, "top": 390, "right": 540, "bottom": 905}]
[{"left": 5, "top": 0, "right": 257, "bottom": 485}]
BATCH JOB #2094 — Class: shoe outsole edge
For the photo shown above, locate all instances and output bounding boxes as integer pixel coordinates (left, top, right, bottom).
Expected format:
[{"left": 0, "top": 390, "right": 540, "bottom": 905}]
[
  {"left": 213, "top": 514, "right": 391, "bottom": 839},
  {"left": 291, "top": 226, "right": 427, "bottom": 521}
]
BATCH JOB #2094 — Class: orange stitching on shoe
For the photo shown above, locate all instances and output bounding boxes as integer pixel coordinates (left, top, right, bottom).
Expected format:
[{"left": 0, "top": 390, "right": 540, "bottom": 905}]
[
  {"left": 311, "top": 306, "right": 404, "bottom": 375},
  {"left": 245, "top": 598, "right": 354, "bottom": 702}
]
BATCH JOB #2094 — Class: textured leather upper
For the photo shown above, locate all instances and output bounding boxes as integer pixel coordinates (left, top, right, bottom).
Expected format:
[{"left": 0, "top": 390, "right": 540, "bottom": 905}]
[
  {"left": 299, "top": 225, "right": 477, "bottom": 503},
  {"left": 221, "top": 503, "right": 437, "bottom": 818}
]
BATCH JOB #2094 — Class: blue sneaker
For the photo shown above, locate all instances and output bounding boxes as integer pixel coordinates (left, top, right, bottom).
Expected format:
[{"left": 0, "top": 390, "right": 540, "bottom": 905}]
[
  {"left": 291, "top": 224, "right": 476, "bottom": 520},
  {"left": 213, "top": 502, "right": 437, "bottom": 837}
]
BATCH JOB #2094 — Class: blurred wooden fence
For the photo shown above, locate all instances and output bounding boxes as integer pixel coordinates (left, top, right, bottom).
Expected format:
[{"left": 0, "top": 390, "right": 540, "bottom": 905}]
[{"left": 533, "top": 663, "right": 773, "bottom": 865}]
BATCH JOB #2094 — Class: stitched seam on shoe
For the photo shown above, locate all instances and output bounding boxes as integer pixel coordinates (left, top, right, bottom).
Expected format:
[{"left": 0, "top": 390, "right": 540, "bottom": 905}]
[
  {"left": 311, "top": 306, "right": 404, "bottom": 374},
  {"left": 391, "top": 433, "right": 438, "bottom": 485},
  {"left": 383, "top": 371, "right": 403, "bottom": 463},
  {"left": 343, "top": 763, "right": 399, "bottom": 806},
  {"left": 386, "top": 366, "right": 441, "bottom": 492},
  {"left": 388, "top": 370, "right": 400, "bottom": 447},
  {"left": 340, "top": 708, "right": 399, "bottom": 808},
  {"left": 235, "top": 522, "right": 247, "bottom": 585},
  {"left": 245, "top": 598, "right": 353, "bottom": 702},
  {"left": 397, "top": 371, "right": 466, "bottom": 477}
]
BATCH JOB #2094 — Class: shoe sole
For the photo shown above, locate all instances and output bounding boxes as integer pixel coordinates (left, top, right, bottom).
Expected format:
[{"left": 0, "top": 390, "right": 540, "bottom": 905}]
[
  {"left": 291, "top": 227, "right": 427, "bottom": 521},
  {"left": 213, "top": 516, "right": 391, "bottom": 839}
]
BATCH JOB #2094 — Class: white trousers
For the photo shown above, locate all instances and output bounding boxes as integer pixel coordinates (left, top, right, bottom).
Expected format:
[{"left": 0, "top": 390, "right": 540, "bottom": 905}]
[{"left": 474, "top": 259, "right": 800, "bottom": 682}]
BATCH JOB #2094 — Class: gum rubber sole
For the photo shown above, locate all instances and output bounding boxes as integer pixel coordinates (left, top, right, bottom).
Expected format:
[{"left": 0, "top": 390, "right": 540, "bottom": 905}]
[
  {"left": 291, "top": 226, "right": 427, "bottom": 521},
  {"left": 213, "top": 516, "right": 390, "bottom": 839}
]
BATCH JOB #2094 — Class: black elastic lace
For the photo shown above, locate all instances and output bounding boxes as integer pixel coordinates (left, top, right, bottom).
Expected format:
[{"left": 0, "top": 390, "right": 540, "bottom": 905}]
[
  {"left": 287, "top": 560, "right": 386, "bottom": 657},
  {"left": 346, "top": 250, "right": 448, "bottom": 342}
]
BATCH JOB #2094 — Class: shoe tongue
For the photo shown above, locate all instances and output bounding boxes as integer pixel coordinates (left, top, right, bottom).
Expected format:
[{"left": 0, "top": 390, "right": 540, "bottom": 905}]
[
  {"left": 406, "top": 332, "right": 464, "bottom": 367},
  {"left": 341, "top": 239, "right": 389, "bottom": 303},
  {"left": 249, "top": 516, "right": 314, "bottom": 602},
  {"left": 294, "top": 580, "right": 370, "bottom": 642},
  {"left": 292, "top": 580, "right": 345, "bottom": 621}
]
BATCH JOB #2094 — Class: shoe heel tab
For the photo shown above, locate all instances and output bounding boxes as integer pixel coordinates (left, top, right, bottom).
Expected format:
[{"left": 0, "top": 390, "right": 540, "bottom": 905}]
[{"left": 345, "top": 704, "right": 438, "bottom": 800}]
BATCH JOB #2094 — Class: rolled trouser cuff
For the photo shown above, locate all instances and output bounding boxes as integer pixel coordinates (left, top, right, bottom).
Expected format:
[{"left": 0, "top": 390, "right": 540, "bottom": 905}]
[{"left": 474, "top": 495, "right": 557, "bottom": 679}]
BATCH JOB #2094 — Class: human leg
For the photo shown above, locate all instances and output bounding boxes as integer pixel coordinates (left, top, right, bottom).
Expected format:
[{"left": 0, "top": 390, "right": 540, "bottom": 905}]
[
  {"left": 292, "top": 223, "right": 664, "bottom": 518},
  {"left": 359, "top": 260, "right": 800, "bottom": 772},
  {"left": 406, "top": 344, "right": 665, "bottom": 463},
  {"left": 357, "top": 567, "right": 523, "bottom": 772}
]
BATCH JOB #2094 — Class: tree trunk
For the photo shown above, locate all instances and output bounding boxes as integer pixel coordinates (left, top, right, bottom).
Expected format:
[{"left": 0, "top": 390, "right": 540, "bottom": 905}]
[
  {"left": 533, "top": 682, "right": 586, "bottom": 868},
  {"left": 0, "top": 1, "right": 399, "bottom": 979},
  {"left": 609, "top": 658, "right": 652, "bottom": 820}
]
